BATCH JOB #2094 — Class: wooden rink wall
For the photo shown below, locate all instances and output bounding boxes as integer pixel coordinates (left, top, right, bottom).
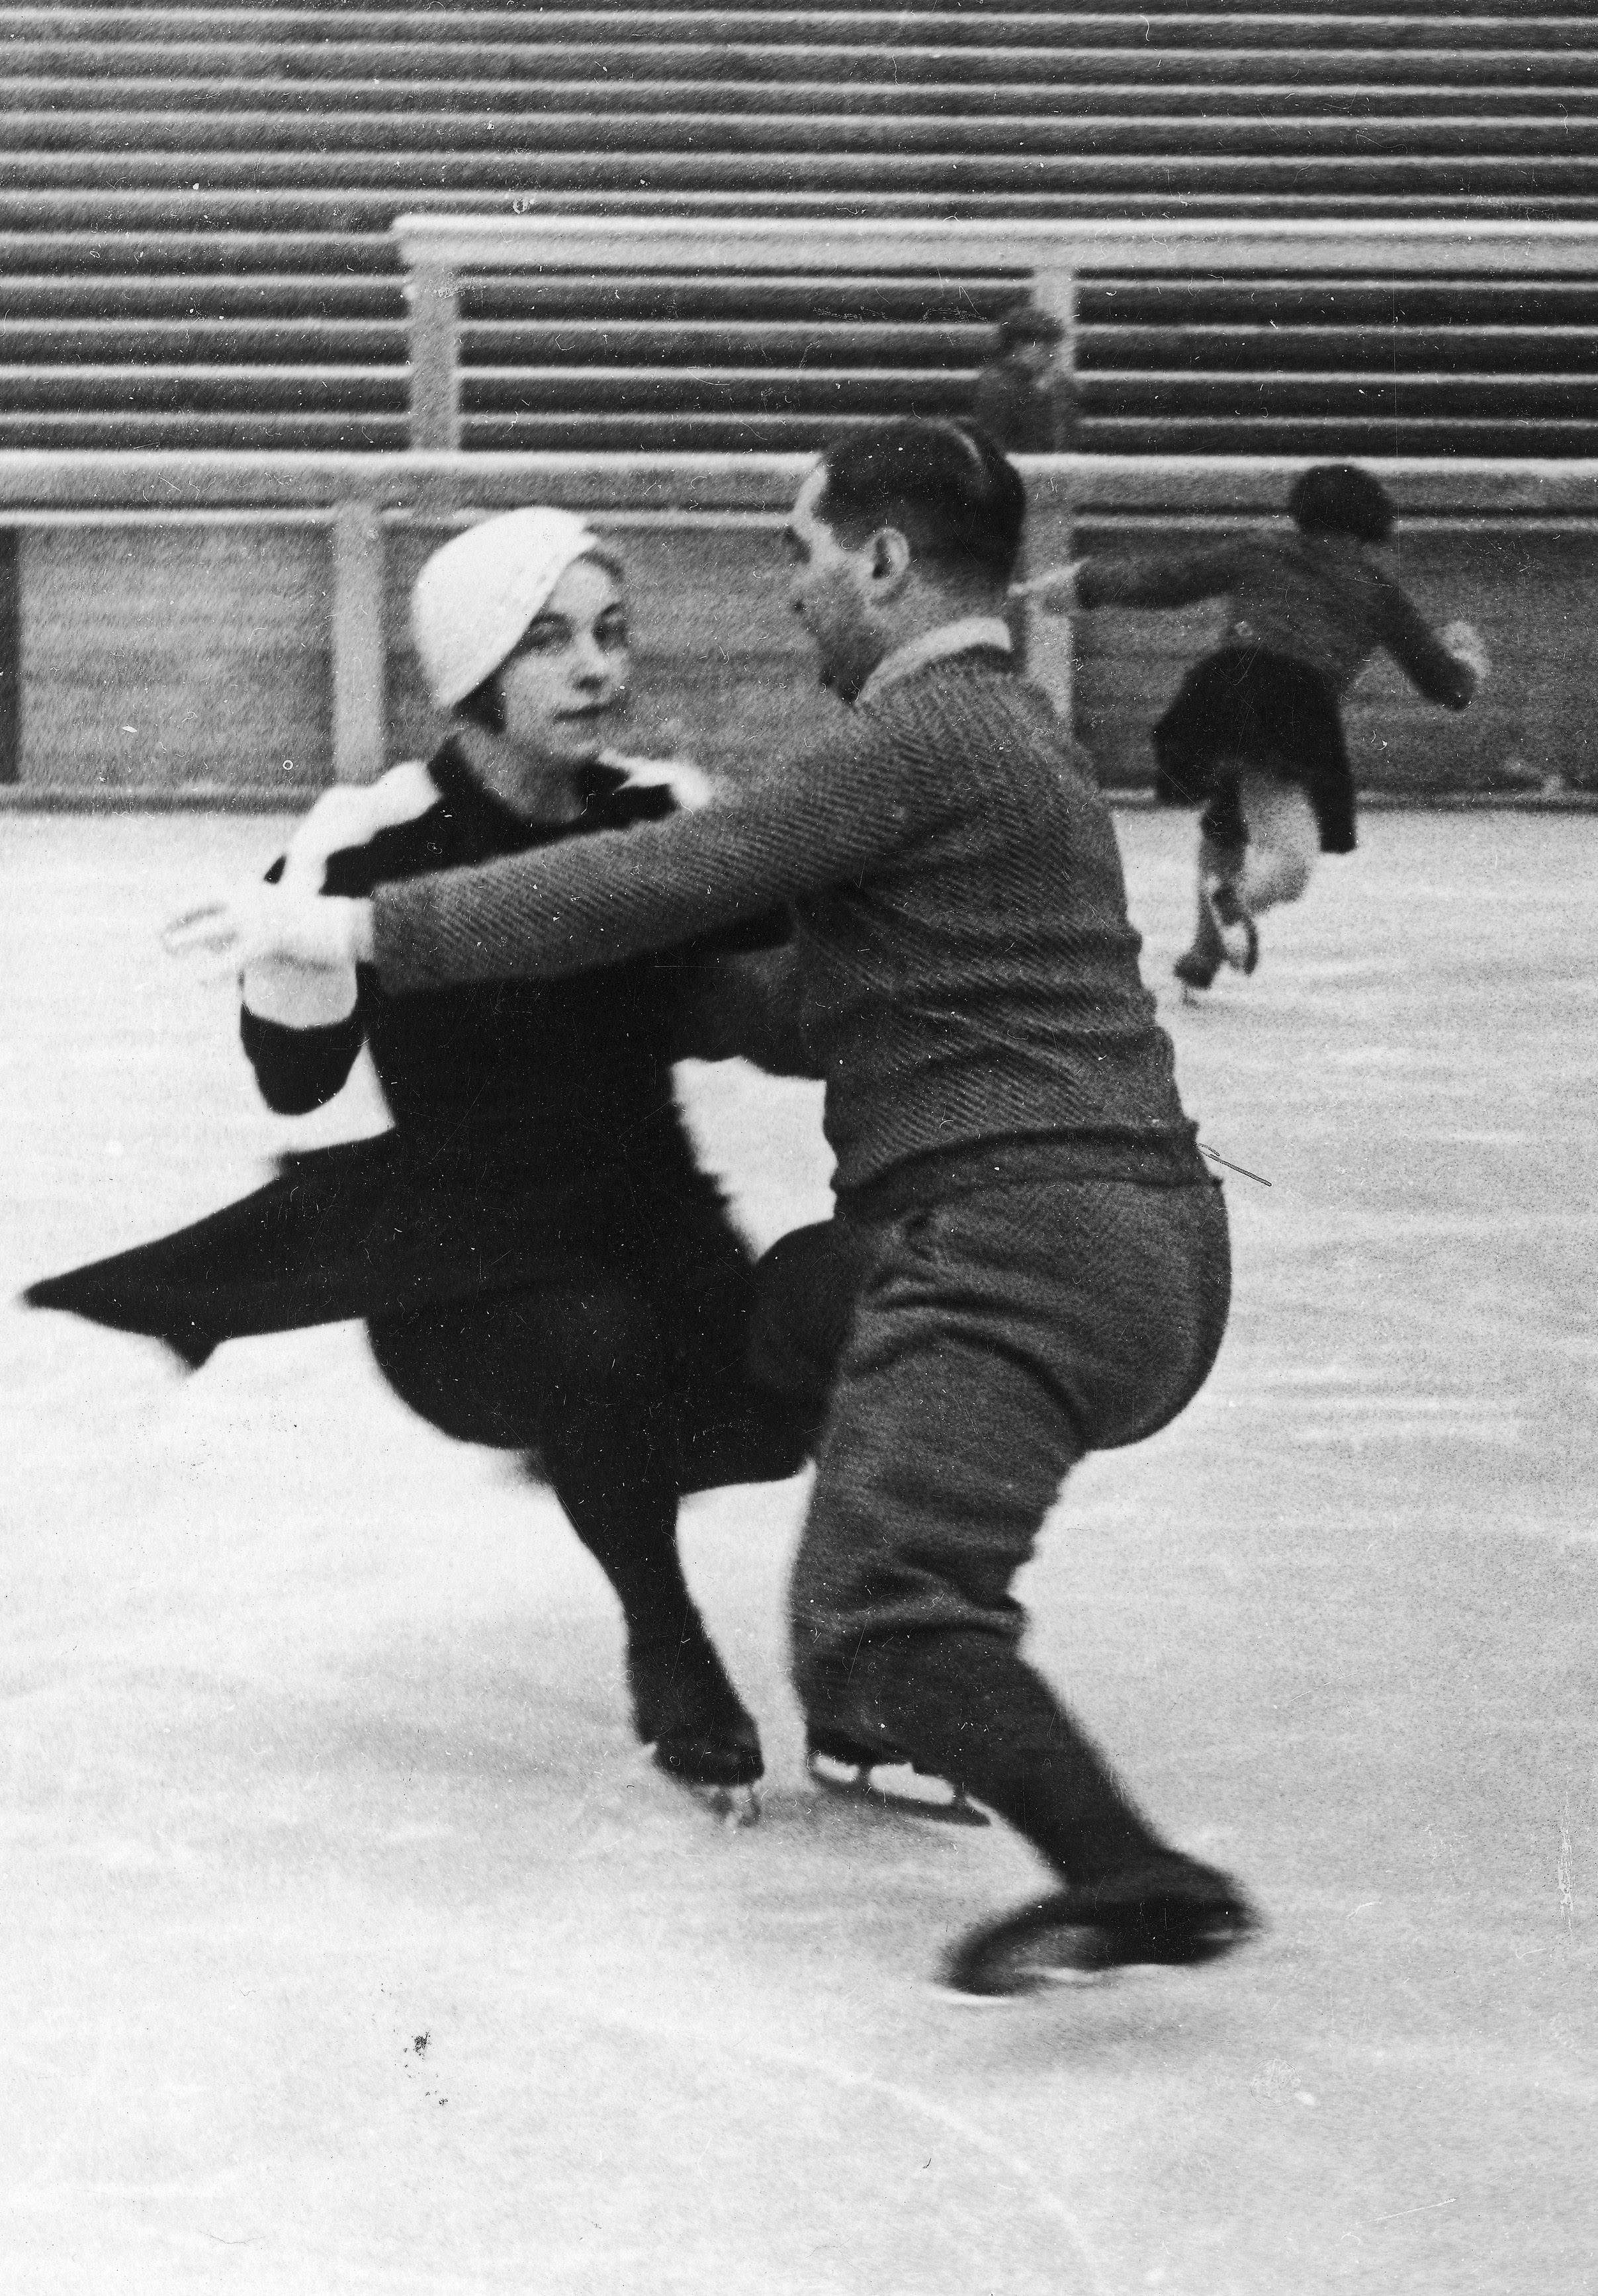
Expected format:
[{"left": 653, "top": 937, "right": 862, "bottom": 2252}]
[{"left": 3, "top": 454, "right": 1597, "bottom": 802}]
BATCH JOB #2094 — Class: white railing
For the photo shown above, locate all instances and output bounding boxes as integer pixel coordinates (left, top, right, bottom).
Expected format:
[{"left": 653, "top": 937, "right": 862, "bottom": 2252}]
[
  {"left": 2, "top": 450, "right": 1595, "bottom": 793},
  {"left": 392, "top": 215, "right": 1598, "bottom": 451}
]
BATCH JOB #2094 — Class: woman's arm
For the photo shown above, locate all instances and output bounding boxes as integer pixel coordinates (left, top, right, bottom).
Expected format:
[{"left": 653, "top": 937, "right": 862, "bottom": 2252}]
[
  {"left": 1019, "top": 541, "right": 1245, "bottom": 617},
  {"left": 236, "top": 847, "right": 365, "bottom": 1113},
  {"left": 1375, "top": 578, "right": 1482, "bottom": 709},
  {"left": 240, "top": 998, "right": 365, "bottom": 1116},
  {"left": 232, "top": 778, "right": 431, "bottom": 1112},
  {"left": 663, "top": 942, "right": 817, "bottom": 1077},
  {"left": 1074, "top": 541, "right": 1245, "bottom": 612}
]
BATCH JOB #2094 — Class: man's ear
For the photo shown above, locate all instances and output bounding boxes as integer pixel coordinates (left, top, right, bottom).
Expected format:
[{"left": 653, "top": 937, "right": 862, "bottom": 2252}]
[{"left": 868, "top": 526, "right": 912, "bottom": 595}]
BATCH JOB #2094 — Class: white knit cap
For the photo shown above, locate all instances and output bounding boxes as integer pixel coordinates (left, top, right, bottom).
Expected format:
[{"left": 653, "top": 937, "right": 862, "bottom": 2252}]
[{"left": 410, "top": 507, "right": 603, "bottom": 709}]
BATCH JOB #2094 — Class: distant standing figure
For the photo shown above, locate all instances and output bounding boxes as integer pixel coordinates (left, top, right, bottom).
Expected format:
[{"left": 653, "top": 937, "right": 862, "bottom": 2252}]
[
  {"left": 969, "top": 303, "right": 1078, "bottom": 454},
  {"left": 1020, "top": 464, "right": 1489, "bottom": 990}
]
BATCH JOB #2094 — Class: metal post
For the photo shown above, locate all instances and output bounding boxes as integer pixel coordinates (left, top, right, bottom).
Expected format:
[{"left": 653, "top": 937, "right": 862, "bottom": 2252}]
[
  {"left": 0, "top": 531, "right": 19, "bottom": 782},
  {"left": 1030, "top": 264, "right": 1079, "bottom": 410},
  {"left": 1027, "top": 266, "right": 1079, "bottom": 729},
  {"left": 407, "top": 259, "right": 461, "bottom": 451},
  {"left": 331, "top": 500, "right": 386, "bottom": 785}
]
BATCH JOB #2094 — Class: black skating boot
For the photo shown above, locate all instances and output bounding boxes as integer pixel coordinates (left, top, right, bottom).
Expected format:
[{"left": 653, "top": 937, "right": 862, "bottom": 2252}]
[
  {"left": 629, "top": 1618, "right": 763, "bottom": 1827},
  {"left": 1173, "top": 947, "right": 1221, "bottom": 993},
  {"left": 1175, "top": 871, "right": 1227, "bottom": 993},
  {"left": 940, "top": 1854, "right": 1261, "bottom": 2002}
]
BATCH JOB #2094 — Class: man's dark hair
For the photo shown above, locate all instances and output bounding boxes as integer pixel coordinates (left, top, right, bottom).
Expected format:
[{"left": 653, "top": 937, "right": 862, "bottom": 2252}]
[
  {"left": 816, "top": 419, "right": 1026, "bottom": 586},
  {"left": 1287, "top": 463, "right": 1396, "bottom": 545}
]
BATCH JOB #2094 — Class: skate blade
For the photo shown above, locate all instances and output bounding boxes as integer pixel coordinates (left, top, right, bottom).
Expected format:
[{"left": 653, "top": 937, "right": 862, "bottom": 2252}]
[
  {"left": 808, "top": 1751, "right": 991, "bottom": 1828},
  {"left": 934, "top": 1966, "right": 1120, "bottom": 2008}
]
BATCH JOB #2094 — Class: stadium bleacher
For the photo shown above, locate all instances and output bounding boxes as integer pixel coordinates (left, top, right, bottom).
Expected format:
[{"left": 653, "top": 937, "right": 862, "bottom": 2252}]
[{"left": 1, "top": 1, "right": 1597, "bottom": 455}]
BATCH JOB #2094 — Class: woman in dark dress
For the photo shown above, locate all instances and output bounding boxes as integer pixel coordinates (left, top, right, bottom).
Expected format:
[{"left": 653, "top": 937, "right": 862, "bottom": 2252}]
[
  {"left": 1021, "top": 464, "right": 1489, "bottom": 989},
  {"left": 28, "top": 509, "right": 811, "bottom": 1818}
]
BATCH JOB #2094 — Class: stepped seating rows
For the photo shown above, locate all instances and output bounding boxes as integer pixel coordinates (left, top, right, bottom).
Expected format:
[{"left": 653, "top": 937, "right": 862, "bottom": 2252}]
[{"left": 1, "top": 3, "right": 1597, "bottom": 453}]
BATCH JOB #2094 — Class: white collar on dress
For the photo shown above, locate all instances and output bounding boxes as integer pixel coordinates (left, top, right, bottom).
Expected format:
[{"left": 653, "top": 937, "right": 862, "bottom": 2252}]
[{"left": 854, "top": 615, "right": 1013, "bottom": 707}]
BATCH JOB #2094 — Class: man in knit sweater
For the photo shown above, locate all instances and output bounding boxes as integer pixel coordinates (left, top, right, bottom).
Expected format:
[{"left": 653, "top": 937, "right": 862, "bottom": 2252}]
[{"left": 177, "top": 421, "right": 1259, "bottom": 1998}]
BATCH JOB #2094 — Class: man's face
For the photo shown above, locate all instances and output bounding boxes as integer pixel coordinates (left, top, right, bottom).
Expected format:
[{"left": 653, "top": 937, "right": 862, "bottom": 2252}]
[{"left": 783, "top": 465, "right": 891, "bottom": 704}]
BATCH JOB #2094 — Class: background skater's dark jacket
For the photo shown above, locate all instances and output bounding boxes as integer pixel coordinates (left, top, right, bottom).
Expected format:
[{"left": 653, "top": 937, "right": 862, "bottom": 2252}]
[
  {"left": 26, "top": 744, "right": 784, "bottom": 1366},
  {"left": 1076, "top": 528, "right": 1475, "bottom": 707},
  {"left": 1077, "top": 530, "right": 1476, "bottom": 857}
]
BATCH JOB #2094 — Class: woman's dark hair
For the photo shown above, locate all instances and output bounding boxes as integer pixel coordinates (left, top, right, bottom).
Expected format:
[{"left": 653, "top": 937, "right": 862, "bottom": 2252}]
[
  {"left": 1287, "top": 463, "right": 1396, "bottom": 545},
  {"left": 816, "top": 418, "right": 1026, "bottom": 586},
  {"left": 455, "top": 676, "right": 506, "bottom": 734}
]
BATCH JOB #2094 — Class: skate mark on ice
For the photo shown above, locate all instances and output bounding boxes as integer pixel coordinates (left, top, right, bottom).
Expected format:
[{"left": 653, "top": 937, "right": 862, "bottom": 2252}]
[
  {"left": 9, "top": 2012, "right": 117, "bottom": 2202},
  {"left": 525, "top": 1988, "right": 1112, "bottom": 2296}
]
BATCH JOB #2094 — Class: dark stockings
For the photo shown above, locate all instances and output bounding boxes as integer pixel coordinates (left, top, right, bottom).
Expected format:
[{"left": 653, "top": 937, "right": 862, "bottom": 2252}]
[{"left": 367, "top": 1280, "right": 806, "bottom": 1783}]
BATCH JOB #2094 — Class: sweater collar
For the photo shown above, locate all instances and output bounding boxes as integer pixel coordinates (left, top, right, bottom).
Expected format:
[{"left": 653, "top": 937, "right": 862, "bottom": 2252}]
[{"left": 855, "top": 615, "right": 1013, "bottom": 707}]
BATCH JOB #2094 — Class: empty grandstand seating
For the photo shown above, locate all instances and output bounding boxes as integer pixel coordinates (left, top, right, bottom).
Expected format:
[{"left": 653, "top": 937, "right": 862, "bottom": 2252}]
[{"left": 1, "top": 2, "right": 1597, "bottom": 452}]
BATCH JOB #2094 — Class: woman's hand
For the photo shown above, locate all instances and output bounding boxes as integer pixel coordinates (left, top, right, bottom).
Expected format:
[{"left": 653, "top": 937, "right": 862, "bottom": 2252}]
[
  {"left": 1441, "top": 619, "right": 1490, "bottom": 687},
  {"left": 163, "top": 883, "right": 375, "bottom": 975},
  {"left": 1009, "top": 561, "right": 1084, "bottom": 615}
]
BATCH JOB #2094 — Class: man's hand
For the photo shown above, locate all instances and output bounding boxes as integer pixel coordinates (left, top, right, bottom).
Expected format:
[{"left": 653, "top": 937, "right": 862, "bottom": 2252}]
[
  {"left": 1010, "top": 561, "right": 1084, "bottom": 615},
  {"left": 162, "top": 883, "right": 375, "bottom": 976}
]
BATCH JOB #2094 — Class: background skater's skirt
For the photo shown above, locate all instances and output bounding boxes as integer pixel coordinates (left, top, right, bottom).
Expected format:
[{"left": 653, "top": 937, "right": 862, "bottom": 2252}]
[{"left": 1153, "top": 644, "right": 1357, "bottom": 854}]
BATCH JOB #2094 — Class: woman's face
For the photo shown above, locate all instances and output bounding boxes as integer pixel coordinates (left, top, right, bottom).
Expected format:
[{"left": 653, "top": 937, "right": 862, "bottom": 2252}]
[{"left": 480, "top": 556, "right": 630, "bottom": 809}]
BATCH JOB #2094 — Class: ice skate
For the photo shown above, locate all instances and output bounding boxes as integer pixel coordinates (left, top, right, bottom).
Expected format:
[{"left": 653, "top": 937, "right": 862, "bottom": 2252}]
[
  {"left": 1173, "top": 946, "right": 1221, "bottom": 995},
  {"left": 629, "top": 1622, "right": 764, "bottom": 1828},
  {"left": 1174, "top": 869, "right": 1227, "bottom": 996},
  {"left": 939, "top": 1855, "right": 1261, "bottom": 2002},
  {"left": 807, "top": 1728, "right": 990, "bottom": 1828}
]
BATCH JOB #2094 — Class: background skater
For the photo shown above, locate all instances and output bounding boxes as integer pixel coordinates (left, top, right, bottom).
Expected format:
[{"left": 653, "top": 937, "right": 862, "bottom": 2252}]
[
  {"left": 1022, "top": 463, "right": 1489, "bottom": 989},
  {"left": 29, "top": 509, "right": 815, "bottom": 1822},
  {"left": 170, "top": 422, "right": 1261, "bottom": 2000}
]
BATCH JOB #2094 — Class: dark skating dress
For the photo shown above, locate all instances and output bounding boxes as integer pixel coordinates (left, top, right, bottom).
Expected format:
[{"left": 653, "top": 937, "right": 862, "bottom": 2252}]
[{"left": 28, "top": 745, "right": 777, "bottom": 1429}]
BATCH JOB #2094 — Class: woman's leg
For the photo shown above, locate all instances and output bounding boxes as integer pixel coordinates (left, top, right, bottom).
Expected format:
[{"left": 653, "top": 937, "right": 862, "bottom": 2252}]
[
  {"left": 1236, "top": 774, "right": 1319, "bottom": 915},
  {"left": 621, "top": 1178, "right": 825, "bottom": 1495},
  {"left": 1175, "top": 772, "right": 1249, "bottom": 989},
  {"left": 367, "top": 1287, "right": 762, "bottom": 1801},
  {"left": 1180, "top": 771, "right": 1319, "bottom": 988},
  {"left": 1174, "top": 831, "right": 1237, "bottom": 990}
]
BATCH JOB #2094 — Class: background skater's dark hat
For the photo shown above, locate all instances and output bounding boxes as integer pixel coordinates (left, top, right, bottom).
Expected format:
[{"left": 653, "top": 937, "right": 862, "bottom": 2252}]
[{"left": 995, "top": 302, "right": 1066, "bottom": 353}]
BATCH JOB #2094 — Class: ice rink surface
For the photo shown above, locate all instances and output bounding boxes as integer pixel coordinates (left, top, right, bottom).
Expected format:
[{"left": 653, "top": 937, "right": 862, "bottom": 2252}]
[{"left": 3, "top": 805, "right": 1594, "bottom": 2296}]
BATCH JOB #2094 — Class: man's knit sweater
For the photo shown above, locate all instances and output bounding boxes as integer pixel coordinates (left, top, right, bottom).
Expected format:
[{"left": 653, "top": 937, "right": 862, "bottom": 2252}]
[{"left": 372, "top": 648, "right": 1206, "bottom": 1196}]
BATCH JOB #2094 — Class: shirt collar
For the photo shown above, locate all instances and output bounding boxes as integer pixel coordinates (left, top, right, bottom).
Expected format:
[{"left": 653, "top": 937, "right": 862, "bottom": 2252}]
[{"left": 855, "top": 615, "right": 1013, "bottom": 707}]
